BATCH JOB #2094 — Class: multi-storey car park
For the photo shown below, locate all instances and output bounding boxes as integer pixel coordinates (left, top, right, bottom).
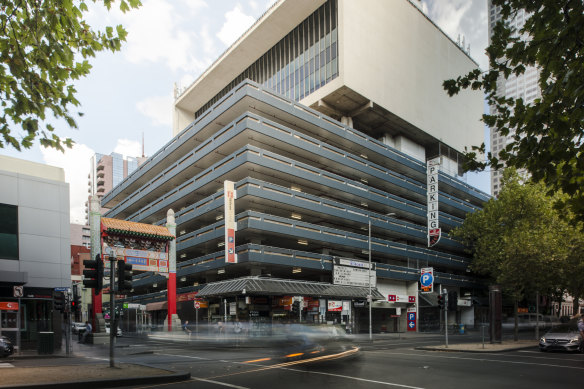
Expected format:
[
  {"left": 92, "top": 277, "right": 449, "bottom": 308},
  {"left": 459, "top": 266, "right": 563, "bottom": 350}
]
[{"left": 101, "top": 0, "right": 489, "bottom": 333}]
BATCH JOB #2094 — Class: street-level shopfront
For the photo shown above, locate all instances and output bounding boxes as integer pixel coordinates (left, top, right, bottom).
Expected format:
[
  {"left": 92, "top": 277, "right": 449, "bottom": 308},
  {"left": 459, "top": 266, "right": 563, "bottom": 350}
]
[
  {"left": 0, "top": 287, "right": 61, "bottom": 351},
  {"left": 185, "top": 276, "right": 386, "bottom": 334}
]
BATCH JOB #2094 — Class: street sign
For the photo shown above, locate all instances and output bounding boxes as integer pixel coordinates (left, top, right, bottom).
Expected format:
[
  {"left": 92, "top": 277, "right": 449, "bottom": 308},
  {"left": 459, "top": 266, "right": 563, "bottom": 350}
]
[
  {"left": 407, "top": 311, "right": 416, "bottom": 332},
  {"left": 194, "top": 301, "right": 200, "bottom": 309},
  {"left": 54, "top": 287, "right": 70, "bottom": 292},
  {"left": 420, "top": 267, "right": 434, "bottom": 293}
]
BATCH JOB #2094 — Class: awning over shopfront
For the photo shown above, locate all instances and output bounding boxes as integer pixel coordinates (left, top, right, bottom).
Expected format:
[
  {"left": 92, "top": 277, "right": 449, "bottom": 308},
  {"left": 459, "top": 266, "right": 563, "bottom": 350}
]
[
  {"left": 145, "top": 301, "right": 167, "bottom": 311},
  {"left": 196, "top": 276, "right": 385, "bottom": 300}
]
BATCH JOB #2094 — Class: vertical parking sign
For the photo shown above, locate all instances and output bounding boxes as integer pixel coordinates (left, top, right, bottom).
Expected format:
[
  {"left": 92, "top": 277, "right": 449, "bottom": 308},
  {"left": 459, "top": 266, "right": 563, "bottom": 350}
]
[{"left": 407, "top": 309, "right": 417, "bottom": 332}]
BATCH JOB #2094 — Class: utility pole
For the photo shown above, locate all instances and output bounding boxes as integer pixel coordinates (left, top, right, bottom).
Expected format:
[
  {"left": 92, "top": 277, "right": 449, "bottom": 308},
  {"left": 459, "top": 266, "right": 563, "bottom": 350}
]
[
  {"left": 443, "top": 288, "right": 448, "bottom": 348},
  {"left": 368, "top": 219, "right": 372, "bottom": 342},
  {"left": 109, "top": 252, "right": 116, "bottom": 368}
]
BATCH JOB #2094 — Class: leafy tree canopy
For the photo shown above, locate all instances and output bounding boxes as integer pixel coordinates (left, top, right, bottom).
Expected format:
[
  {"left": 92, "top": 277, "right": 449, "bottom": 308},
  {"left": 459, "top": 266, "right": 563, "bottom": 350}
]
[
  {"left": 451, "top": 169, "right": 579, "bottom": 302},
  {"left": 443, "top": 0, "right": 584, "bottom": 222},
  {"left": 0, "top": 0, "right": 141, "bottom": 151}
]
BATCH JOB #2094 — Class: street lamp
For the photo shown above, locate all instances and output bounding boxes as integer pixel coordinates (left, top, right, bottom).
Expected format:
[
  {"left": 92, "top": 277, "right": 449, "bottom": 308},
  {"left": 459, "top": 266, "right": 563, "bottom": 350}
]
[{"left": 368, "top": 218, "right": 372, "bottom": 341}]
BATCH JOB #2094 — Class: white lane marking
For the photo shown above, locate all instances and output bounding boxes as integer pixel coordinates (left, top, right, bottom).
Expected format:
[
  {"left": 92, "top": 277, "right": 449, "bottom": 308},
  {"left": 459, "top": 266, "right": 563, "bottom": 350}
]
[
  {"left": 280, "top": 367, "right": 426, "bottom": 389},
  {"left": 159, "top": 353, "right": 208, "bottom": 360},
  {"left": 516, "top": 351, "right": 584, "bottom": 362},
  {"left": 368, "top": 350, "right": 584, "bottom": 370},
  {"left": 0, "top": 363, "right": 14, "bottom": 368},
  {"left": 192, "top": 377, "right": 250, "bottom": 388}
]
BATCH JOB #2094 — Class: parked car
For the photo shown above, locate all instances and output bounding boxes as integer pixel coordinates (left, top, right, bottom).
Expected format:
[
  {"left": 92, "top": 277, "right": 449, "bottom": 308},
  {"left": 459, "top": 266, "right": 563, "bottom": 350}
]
[
  {"left": 72, "top": 322, "right": 86, "bottom": 334},
  {"left": 105, "top": 323, "right": 122, "bottom": 337},
  {"left": 0, "top": 336, "right": 14, "bottom": 358},
  {"left": 539, "top": 319, "right": 582, "bottom": 352}
]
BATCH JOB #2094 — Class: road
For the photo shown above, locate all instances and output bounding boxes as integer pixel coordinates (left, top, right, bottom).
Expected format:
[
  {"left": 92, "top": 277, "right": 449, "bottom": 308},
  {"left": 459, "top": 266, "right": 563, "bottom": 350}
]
[{"left": 71, "top": 332, "right": 582, "bottom": 389}]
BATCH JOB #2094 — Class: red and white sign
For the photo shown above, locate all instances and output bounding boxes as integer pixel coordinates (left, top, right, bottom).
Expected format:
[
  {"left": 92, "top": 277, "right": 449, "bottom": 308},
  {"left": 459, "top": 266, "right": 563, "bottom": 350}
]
[
  {"left": 0, "top": 302, "right": 19, "bottom": 311},
  {"left": 224, "top": 180, "right": 237, "bottom": 263},
  {"left": 387, "top": 295, "right": 416, "bottom": 303},
  {"left": 328, "top": 300, "right": 343, "bottom": 312}
]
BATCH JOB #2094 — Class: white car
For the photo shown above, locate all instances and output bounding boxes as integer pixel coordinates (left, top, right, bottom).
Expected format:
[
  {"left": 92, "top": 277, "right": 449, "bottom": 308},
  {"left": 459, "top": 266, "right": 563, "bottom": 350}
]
[
  {"left": 105, "top": 323, "right": 122, "bottom": 337},
  {"left": 72, "top": 322, "right": 87, "bottom": 334}
]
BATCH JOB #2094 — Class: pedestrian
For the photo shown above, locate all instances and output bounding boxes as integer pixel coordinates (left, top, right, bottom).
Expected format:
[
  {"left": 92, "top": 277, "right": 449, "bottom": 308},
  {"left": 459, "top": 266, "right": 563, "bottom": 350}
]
[
  {"left": 81, "top": 321, "right": 92, "bottom": 344},
  {"left": 182, "top": 320, "right": 191, "bottom": 339},
  {"left": 577, "top": 314, "right": 584, "bottom": 352}
]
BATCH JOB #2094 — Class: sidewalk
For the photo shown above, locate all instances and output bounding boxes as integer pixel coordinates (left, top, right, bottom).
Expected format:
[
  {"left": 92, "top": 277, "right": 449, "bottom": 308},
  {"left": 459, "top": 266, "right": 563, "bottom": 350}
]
[
  {"left": 0, "top": 339, "right": 190, "bottom": 389},
  {"left": 416, "top": 340, "right": 539, "bottom": 353}
]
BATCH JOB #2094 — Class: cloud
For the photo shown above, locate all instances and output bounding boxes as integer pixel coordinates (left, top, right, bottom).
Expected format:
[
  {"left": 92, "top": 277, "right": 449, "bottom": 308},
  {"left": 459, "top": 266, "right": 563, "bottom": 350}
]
[
  {"left": 85, "top": 0, "right": 212, "bottom": 75},
  {"left": 114, "top": 139, "right": 142, "bottom": 159},
  {"left": 136, "top": 94, "right": 173, "bottom": 127},
  {"left": 41, "top": 144, "right": 95, "bottom": 224},
  {"left": 422, "top": 0, "right": 488, "bottom": 70},
  {"left": 217, "top": 4, "right": 256, "bottom": 46}
]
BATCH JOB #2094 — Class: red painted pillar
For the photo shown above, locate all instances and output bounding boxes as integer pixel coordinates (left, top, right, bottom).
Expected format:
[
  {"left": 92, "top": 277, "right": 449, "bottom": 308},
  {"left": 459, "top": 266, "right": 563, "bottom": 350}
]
[
  {"left": 166, "top": 209, "right": 177, "bottom": 331},
  {"left": 168, "top": 273, "right": 176, "bottom": 331}
]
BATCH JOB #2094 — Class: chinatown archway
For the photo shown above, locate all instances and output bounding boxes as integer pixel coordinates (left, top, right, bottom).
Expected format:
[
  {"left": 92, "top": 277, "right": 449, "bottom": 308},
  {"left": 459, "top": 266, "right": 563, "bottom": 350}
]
[{"left": 89, "top": 197, "right": 177, "bottom": 331}]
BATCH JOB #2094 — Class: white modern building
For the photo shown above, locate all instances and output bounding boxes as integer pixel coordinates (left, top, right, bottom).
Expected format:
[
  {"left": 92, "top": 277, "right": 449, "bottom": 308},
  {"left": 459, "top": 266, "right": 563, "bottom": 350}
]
[
  {"left": 103, "top": 0, "right": 488, "bottom": 332},
  {"left": 0, "top": 155, "right": 71, "bottom": 349},
  {"left": 488, "top": 1, "right": 541, "bottom": 196}
]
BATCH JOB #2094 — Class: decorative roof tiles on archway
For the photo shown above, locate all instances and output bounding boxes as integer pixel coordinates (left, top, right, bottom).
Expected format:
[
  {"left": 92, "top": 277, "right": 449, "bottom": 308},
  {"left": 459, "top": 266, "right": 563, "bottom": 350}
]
[{"left": 101, "top": 217, "right": 175, "bottom": 241}]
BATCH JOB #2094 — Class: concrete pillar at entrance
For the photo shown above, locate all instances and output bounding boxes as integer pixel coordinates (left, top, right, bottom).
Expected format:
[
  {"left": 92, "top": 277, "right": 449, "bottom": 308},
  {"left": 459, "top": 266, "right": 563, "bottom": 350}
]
[
  {"left": 89, "top": 196, "right": 104, "bottom": 332},
  {"left": 166, "top": 209, "right": 177, "bottom": 332}
]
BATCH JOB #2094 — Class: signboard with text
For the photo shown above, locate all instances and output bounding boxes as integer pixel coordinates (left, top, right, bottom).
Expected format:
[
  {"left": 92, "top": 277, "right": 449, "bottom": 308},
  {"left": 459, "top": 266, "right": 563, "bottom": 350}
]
[
  {"left": 224, "top": 180, "right": 237, "bottom": 263},
  {"left": 333, "top": 258, "right": 376, "bottom": 287},
  {"left": 420, "top": 267, "right": 434, "bottom": 293},
  {"left": 427, "top": 157, "right": 442, "bottom": 247}
]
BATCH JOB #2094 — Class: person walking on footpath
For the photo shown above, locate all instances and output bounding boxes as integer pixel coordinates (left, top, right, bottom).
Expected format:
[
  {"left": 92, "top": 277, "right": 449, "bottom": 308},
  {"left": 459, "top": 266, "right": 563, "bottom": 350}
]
[
  {"left": 182, "top": 320, "right": 191, "bottom": 339},
  {"left": 80, "top": 321, "right": 92, "bottom": 344},
  {"left": 577, "top": 314, "right": 584, "bottom": 352}
]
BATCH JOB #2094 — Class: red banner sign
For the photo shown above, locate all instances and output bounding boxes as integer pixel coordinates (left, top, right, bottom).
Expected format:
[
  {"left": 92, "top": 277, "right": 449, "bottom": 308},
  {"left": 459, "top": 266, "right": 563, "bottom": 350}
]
[{"left": 0, "top": 302, "right": 19, "bottom": 310}]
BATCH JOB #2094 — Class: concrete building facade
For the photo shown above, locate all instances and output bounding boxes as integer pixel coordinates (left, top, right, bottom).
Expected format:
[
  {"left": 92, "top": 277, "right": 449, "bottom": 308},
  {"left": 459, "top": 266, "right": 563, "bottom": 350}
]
[
  {"left": 103, "top": 0, "right": 488, "bottom": 333},
  {"left": 0, "top": 155, "right": 70, "bottom": 349}
]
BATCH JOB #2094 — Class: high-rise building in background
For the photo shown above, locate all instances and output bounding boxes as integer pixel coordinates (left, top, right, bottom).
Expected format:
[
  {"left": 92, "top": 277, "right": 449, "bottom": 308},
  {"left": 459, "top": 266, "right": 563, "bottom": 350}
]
[
  {"left": 488, "top": 1, "right": 541, "bottom": 196},
  {"left": 85, "top": 152, "right": 147, "bottom": 223}
]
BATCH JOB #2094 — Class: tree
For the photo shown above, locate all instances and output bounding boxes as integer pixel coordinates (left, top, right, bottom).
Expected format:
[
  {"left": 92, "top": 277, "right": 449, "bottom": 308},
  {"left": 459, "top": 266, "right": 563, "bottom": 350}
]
[
  {"left": 0, "top": 0, "right": 141, "bottom": 151},
  {"left": 443, "top": 1, "right": 584, "bottom": 223},
  {"left": 451, "top": 169, "right": 575, "bottom": 340}
]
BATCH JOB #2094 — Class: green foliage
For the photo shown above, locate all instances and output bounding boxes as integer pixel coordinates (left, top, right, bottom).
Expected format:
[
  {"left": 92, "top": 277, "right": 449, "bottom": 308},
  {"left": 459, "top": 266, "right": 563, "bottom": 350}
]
[
  {"left": 443, "top": 0, "right": 584, "bottom": 222},
  {"left": 0, "top": 0, "right": 141, "bottom": 151},
  {"left": 451, "top": 169, "right": 579, "bottom": 301}
]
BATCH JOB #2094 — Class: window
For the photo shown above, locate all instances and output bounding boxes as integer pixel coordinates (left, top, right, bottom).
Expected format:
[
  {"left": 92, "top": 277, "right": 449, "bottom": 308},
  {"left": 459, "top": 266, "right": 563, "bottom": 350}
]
[{"left": 0, "top": 203, "right": 18, "bottom": 260}]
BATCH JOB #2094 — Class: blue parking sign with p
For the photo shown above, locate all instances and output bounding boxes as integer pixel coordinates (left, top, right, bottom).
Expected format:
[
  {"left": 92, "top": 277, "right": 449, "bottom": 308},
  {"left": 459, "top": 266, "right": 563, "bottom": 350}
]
[{"left": 408, "top": 312, "right": 416, "bottom": 321}]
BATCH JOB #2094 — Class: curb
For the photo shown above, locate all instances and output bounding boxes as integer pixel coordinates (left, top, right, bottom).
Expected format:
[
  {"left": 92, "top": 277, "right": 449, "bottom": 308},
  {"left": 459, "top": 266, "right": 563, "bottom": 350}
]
[
  {"left": 415, "top": 345, "right": 537, "bottom": 353},
  {"left": 0, "top": 370, "right": 191, "bottom": 389}
]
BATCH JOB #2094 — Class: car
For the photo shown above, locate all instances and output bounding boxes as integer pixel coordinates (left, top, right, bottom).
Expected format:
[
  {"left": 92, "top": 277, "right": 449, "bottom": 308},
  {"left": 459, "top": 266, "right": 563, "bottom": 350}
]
[
  {"left": 539, "top": 318, "right": 582, "bottom": 352},
  {"left": 72, "top": 322, "right": 86, "bottom": 334},
  {"left": 105, "top": 323, "right": 122, "bottom": 337},
  {"left": 0, "top": 336, "right": 14, "bottom": 358}
]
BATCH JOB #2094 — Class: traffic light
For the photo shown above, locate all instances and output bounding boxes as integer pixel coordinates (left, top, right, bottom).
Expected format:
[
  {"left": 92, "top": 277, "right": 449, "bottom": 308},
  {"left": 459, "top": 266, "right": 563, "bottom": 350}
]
[
  {"left": 437, "top": 293, "right": 444, "bottom": 310},
  {"left": 71, "top": 288, "right": 81, "bottom": 313},
  {"left": 54, "top": 292, "right": 65, "bottom": 312},
  {"left": 83, "top": 254, "right": 104, "bottom": 295},
  {"left": 448, "top": 291, "right": 458, "bottom": 311},
  {"left": 291, "top": 301, "right": 300, "bottom": 314},
  {"left": 116, "top": 259, "right": 133, "bottom": 292}
]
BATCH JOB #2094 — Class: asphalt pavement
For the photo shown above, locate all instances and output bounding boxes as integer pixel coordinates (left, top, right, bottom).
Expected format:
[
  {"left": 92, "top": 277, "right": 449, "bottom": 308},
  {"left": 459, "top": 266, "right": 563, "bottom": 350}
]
[{"left": 0, "top": 330, "right": 540, "bottom": 389}]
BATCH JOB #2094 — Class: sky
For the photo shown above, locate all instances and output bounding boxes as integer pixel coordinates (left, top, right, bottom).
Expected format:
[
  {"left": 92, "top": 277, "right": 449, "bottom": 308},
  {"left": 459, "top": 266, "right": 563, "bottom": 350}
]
[{"left": 0, "top": 0, "right": 489, "bottom": 224}]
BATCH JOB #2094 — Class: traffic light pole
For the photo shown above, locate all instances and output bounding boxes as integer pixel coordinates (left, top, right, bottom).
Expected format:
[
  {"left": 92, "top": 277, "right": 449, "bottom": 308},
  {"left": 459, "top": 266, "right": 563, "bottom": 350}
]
[
  {"left": 109, "top": 255, "right": 116, "bottom": 368},
  {"left": 443, "top": 288, "right": 448, "bottom": 349}
]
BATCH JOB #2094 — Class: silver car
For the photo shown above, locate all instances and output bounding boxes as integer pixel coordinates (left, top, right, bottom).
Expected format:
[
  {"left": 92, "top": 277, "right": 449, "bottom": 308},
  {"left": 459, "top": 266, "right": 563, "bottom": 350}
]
[{"left": 539, "top": 319, "right": 582, "bottom": 352}]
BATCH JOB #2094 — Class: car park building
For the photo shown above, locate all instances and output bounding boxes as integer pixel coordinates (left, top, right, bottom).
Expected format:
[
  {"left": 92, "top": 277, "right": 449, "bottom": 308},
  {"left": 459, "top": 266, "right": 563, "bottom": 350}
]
[{"left": 102, "top": 0, "right": 488, "bottom": 332}]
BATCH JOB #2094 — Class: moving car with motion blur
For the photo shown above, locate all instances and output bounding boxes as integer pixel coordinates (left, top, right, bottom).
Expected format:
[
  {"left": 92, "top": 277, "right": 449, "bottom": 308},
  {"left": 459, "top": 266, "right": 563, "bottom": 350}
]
[
  {"left": 0, "top": 336, "right": 14, "bottom": 358},
  {"left": 539, "top": 318, "right": 582, "bottom": 352}
]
